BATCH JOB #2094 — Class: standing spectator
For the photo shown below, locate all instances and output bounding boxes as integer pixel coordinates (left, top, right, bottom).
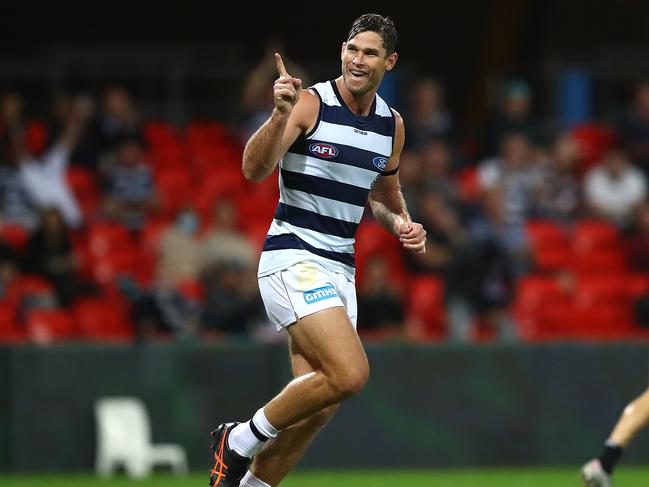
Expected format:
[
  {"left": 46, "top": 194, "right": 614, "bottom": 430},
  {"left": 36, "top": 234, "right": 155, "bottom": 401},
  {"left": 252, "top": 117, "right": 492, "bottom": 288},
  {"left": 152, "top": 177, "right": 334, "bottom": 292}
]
[
  {"left": 619, "top": 80, "right": 649, "bottom": 176},
  {"left": 404, "top": 78, "right": 454, "bottom": 150},
  {"left": 584, "top": 149, "right": 647, "bottom": 228},
  {"left": 19, "top": 95, "right": 92, "bottom": 228},
  {"left": 102, "top": 134, "right": 159, "bottom": 230}
]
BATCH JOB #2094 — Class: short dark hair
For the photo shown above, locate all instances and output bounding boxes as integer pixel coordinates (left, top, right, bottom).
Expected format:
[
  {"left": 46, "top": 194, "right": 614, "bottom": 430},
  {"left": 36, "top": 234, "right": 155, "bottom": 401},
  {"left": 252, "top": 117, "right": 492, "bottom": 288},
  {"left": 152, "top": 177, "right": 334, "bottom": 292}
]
[{"left": 346, "top": 13, "right": 398, "bottom": 55}]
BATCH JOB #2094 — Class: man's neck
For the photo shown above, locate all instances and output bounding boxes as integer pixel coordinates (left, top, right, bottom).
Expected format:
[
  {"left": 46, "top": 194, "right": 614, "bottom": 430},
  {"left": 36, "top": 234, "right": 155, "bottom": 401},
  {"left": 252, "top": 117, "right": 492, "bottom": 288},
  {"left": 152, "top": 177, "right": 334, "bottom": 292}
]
[{"left": 335, "top": 77, "right": 376, "bottom": 117}]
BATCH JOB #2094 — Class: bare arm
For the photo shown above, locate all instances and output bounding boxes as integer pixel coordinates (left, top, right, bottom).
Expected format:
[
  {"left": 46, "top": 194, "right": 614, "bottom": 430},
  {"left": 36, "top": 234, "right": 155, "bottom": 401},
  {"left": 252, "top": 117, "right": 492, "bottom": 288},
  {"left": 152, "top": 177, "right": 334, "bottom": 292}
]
[
  {"left": 368, "top": 109, "right": 426, "bottom": 254},
  {"left": 242, "top": 53, "right": 318, "bottom": 183}
]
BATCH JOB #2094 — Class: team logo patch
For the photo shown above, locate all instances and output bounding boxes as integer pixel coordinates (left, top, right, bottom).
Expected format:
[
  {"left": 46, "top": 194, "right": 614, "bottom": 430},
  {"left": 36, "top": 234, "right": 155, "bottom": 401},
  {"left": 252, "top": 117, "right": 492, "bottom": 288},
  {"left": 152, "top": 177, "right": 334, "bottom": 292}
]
[
  {"left": 309, "top": 143, "right": 338, "bottom": 158},
  {"left": 372, "top": 156, "right": 388, "bottom": 171},
  {"left": 303, "top": 285, "right": 338, "bottom": 304}
]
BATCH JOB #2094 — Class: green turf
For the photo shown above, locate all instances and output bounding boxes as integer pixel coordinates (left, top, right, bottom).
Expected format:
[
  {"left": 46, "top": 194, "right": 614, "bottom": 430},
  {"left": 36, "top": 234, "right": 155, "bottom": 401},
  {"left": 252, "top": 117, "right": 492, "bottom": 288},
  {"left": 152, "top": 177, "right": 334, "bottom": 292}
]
[{"left": 1, "top": 469, "right": 648, "bottom": 487}]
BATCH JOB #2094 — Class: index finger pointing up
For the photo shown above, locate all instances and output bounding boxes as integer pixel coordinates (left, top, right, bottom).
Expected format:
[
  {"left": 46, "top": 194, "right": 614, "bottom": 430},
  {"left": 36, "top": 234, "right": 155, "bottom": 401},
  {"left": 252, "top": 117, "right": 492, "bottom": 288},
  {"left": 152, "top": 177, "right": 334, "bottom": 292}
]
[{"left": 275, "top": 53, "right": 290, "bottom": 77}]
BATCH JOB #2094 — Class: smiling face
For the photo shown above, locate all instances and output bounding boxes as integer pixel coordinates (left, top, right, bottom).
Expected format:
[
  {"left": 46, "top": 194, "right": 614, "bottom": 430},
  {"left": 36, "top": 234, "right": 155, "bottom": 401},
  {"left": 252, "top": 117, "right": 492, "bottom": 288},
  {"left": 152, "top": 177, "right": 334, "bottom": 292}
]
[{"left": 340, "top": 31, "right": 397, "bottom": 97}]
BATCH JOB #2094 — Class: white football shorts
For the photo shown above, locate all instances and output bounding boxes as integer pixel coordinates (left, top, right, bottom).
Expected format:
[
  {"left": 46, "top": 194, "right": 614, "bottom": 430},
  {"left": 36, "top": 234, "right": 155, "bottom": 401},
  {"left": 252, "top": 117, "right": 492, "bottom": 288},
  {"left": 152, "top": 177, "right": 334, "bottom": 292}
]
[{"left": 258, "top": 261, "right": 357, "bottom": 331}]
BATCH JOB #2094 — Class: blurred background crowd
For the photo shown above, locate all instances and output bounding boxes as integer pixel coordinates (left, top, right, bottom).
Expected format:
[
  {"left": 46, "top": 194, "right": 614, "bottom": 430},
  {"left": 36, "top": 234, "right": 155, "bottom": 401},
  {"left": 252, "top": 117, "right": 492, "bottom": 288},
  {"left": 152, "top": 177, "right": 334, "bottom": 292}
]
[{"left": 2, "top": 3, "right": 649, "bottom": 345}]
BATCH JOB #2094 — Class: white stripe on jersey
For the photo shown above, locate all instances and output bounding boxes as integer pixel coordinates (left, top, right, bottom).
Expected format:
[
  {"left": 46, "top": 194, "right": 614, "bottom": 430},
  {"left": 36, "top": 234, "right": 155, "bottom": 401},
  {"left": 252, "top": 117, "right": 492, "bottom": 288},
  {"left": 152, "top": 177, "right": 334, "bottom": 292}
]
[
  {"left": 313, "top": 121, "right": 392, "bottom": 156},
  {"left": 267, "top": 219, "right": 355, "bottom": 252},
  {"left": 279, "top": 186, "right": 365, "bottom": 224},
  {"left": 282, "top": 152, "right": 378, "bottom": 189},
  {"left": 312, "top": 84, "right": 341, "bottom": 107},
  {"left": 374, "top": 96, "right": 393, "bottom": 117}
]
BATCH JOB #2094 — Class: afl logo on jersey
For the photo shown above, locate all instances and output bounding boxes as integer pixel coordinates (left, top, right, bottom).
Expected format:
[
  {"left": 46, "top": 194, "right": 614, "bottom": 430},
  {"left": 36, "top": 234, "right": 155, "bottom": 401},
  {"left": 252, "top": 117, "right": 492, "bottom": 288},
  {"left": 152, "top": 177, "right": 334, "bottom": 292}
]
[
  {"left": 372, "top": 156, "right": 388, "bottom": 171},
  {"left": 309, "top": 143, "right": 338, "bottom": 158}
]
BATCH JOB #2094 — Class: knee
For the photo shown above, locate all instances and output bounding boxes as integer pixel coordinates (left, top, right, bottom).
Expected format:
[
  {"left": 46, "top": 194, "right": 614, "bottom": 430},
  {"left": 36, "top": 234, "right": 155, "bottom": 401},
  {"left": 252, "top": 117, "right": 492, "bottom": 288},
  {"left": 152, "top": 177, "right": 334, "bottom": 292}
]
[{"left": 330, "top": 363, "right": 369, "bottom": 400}]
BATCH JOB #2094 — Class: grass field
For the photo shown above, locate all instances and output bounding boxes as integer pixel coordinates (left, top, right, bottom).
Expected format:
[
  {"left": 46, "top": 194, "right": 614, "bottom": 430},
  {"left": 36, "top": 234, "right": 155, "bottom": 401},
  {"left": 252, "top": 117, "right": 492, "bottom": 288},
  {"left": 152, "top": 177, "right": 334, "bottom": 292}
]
[{"left": 1, "top": 468, "right": 649, "bottom": 487}]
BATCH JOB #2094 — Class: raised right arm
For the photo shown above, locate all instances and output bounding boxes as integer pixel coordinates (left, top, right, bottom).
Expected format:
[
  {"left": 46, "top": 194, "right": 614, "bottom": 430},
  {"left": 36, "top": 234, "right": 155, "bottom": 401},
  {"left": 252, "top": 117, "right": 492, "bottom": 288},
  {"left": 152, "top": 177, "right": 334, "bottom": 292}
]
[{"left": 242, "top": 53, "right": 319, "bottom": 183}]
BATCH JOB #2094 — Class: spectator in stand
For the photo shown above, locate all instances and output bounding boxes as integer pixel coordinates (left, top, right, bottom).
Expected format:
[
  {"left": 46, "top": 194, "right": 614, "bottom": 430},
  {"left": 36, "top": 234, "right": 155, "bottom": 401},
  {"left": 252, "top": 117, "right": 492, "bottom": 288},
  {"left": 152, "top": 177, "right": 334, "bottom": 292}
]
[
  {"left": 445, "top": 188, "right": 519, "bottom": 342},
  {"left": 19, "top": 95, "right": 92, "bottom": 229},
  {"left": 626, "top": 199, "right": 649, "bottom": 273},
  {"left": 478, "top": 132, "right": 542, "bottom": 256},
  {"left": 405, "top": 189, "right": 464, "bottom": 275},
  {"left": 0, "top": 238, "right": 18, "bottom": 299},
  {"left": 536, "top": 133, "right": 582, "bottom": 223},
  {"left": 95, "top": 85, "right": 142, "bottom": 168},
  {"left": 357, "top": 254, "right": 404, "bottom": 337},
  {"left": 199, "top": 198, "right": 263, "bottom": 335},
  {"left": 396, "top": 149, "right": 424, "bottom": 213},
  {"left": 404, "top": 78, "right": 454, "bottom": 150},
  {"left": 619, "top": 80, "right": 649, "bottom": 177},
  {"left": 21, "top": 208, "right": 95, "bottom": 306},
  {"left": 239, "top": 40, "right": 310, "bottom": 143},
  {"left": 102, "top": 134, "right": 159, "bottom": 231},
  {"left": 199, "top": 198, "right": 256, "bottom": 272},
  {"left": 200, "top": 260, "right": 265, "bottom": 336},
  {"left": 132, "top": 207, "right": 203, "bottom": 339},
  {"left": 481, "top": 79, "right": 543, "bottom": 157},
  {"left": 584, "top": 149, "right": 647, "bottom": 228},
  {"left": 0, "top": 92, "right": 39, "bottom": 231},
  {"left": 420, "top": 137, "right": 462, "bottom": 208}
]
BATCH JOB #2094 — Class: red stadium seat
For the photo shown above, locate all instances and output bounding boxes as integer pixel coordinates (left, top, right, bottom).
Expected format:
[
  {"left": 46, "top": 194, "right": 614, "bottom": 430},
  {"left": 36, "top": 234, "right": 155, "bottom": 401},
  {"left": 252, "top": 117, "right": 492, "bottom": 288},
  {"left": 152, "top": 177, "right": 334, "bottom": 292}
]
[
  {"left": 525, "top": 220, "right": 570, "bottom": 272},
  {"left": 0, "top": 224, "right": 29, "bottom": 250},
  {"left": 73, "top": 298, "right": 133, "bottom": 340},
  {"left": 66, "top": 166, "right": 99, "bottom": 217},
  {"left": 405, "top": 276, "right": 445, "bottom": 340},
  {"left": 25, "top": 309, "right": 77, "bottom": 343}
]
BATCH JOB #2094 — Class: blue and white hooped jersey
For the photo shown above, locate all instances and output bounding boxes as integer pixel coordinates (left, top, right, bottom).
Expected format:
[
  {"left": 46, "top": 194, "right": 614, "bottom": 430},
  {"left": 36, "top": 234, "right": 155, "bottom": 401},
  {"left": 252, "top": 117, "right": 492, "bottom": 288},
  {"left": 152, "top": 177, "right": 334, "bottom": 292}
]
[{"left": 258, "top": 80, "right": 396, "bottom": 281}]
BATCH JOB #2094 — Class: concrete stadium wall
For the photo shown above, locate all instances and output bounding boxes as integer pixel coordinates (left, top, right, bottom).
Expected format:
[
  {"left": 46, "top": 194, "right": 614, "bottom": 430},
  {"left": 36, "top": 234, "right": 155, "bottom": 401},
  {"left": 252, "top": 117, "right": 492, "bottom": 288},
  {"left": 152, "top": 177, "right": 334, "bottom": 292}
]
[{"left": 1, "top": 341, "right": 649, "bottom": 472}]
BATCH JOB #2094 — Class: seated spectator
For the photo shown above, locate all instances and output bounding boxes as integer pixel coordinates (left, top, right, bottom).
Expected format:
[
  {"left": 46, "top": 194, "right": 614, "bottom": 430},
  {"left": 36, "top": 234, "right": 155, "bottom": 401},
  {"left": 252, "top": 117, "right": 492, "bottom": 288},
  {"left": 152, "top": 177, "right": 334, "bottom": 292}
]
[
  {"left": 584, "top": 149, "right": 647, "bottom": 228},
  {"left": 405, "top": 190, "right": 464, "bottom": 275},
  {"left": 420, "top": 137, "right": 461, "bottom": 207},
  {"left": 444, "top": 189, "right": 519, "bottom": 342},
  {"left": 535, "top": 133, "right": 582, "bottom": 223},
  {"left": 481, "top": 79, "right": 543, "bottom": 157},
  {"left": 102, "top": 134, "right": 159, "bottom": 230},
  {"left": 156, "top": 207, "right": 202, "bottom": 287},
  {"left": 0, "top": 238, "right": 18, "bottom": 299},
  {"left": 21, "top": 208, "right": 95, "bottom": 306},
  {"left": 478, "top": 132, "right": 544, "bottom": 237},
  {"left": 19, "top": 95, "right": 92, "bottom": 228},
  {"left": 404, "top": 78, "right": 454, "bottom": 150},
  {"left": 397, "top": 149, "right": 424, "bottom": 213},
  {"left": 357, "top": 255, "right": 404, "bottom": 337},
  {"left": 619, "top": 80, "right": 649, "bottom": 177},
  {"left": 131, "top": 208, "right": 203, "bottom": 339},
  {"left": 198, "top": 198, "right": 263, "bottom": 335},
  {"left": 626, "top": 199, "right": 649, "bottom": 273},
  {"left": 199, "top": 198, "right": 256, "bottom": 271}
]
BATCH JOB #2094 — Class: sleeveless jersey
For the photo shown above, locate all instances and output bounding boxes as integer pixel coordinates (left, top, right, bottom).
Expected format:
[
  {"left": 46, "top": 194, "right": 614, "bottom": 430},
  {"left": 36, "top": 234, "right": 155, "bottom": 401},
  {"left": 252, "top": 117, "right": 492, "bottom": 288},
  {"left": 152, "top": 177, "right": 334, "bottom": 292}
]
[{"left": 257, "top": 80, "right": 396, "bottom": 280}]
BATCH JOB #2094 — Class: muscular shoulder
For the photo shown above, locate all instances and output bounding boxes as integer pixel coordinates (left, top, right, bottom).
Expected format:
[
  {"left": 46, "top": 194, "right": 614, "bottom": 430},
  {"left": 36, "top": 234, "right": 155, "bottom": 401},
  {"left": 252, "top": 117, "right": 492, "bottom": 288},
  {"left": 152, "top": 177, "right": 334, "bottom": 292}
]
[
  {"left": 291, "top": 89, "right": 320, "bottom": 134},
  {"left": 390, "top": 108, "right": 405, "bottom": 152}
]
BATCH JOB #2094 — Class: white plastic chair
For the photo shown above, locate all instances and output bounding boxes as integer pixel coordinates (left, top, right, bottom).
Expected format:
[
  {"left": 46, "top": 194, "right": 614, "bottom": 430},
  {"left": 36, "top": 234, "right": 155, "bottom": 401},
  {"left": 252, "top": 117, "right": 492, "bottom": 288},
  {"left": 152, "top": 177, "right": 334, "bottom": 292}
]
[{"left": 94, "top": 397, "right": 188, "bottom": 478}]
